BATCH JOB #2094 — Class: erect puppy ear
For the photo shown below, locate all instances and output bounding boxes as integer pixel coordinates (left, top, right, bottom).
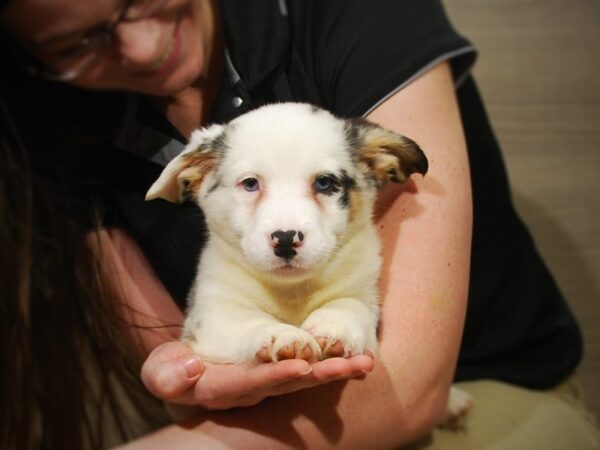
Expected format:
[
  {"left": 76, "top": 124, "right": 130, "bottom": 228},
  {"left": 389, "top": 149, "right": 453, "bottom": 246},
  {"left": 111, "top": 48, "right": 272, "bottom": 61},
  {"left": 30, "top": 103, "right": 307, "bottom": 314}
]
[
  {"left": 145, "top": 124, "right": 225, "bottom": 203},
  {"left": 349, "top": 119, "right": 428, "bottom": 187}
]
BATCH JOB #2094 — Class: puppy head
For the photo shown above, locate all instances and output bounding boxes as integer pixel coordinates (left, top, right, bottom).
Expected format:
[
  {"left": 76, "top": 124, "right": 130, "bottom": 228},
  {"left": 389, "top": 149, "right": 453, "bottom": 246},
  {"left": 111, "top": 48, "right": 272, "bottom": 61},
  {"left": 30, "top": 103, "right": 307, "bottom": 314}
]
[{"left": 146, "top": 103, "right": 427, "bottom": 277}]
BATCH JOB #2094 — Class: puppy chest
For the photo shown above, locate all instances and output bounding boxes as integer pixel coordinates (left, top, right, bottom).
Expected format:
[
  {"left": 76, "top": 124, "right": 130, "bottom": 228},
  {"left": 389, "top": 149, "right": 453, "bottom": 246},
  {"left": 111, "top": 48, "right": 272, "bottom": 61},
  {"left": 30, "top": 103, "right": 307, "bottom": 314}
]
[{"left": 260, "top": 283, "right": 332, "bottom": 326}]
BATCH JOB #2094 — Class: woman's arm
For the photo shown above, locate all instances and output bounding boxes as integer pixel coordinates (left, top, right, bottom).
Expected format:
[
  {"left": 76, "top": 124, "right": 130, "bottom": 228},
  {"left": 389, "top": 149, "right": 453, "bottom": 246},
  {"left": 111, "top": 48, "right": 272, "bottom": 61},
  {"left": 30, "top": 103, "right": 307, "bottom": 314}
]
[
  {"left": 90, "top": 228, "right": 185, "bottom": 353},
  {"left": 117, "top": 61, "right": 472, "bottom": 449}
]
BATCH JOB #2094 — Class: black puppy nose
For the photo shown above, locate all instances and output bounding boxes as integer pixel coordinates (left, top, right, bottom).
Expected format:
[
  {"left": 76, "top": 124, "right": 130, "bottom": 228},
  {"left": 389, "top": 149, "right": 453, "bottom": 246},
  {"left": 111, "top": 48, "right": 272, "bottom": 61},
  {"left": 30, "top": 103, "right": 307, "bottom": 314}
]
[{"left": 271, "top": 230, "right": 304, "bottom": 259}]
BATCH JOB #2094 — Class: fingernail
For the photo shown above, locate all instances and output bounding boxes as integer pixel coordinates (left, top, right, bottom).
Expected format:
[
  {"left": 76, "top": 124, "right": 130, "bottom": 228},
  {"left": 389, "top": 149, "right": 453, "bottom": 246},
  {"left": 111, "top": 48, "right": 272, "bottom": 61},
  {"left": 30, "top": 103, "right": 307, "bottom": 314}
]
[
  {"left": 298, "top": 366, "right": 313, "bottom": 376},
  {"left": 181, "top": 356, "right": 204, "bottom": 378}
]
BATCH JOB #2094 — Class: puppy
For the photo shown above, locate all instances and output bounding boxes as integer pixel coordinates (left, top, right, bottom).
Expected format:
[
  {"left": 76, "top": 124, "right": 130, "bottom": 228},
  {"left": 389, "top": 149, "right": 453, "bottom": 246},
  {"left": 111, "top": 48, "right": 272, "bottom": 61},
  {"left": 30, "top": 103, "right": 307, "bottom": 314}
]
[{"left": 146, "top": 103, "right": 472, "bottom": 420}]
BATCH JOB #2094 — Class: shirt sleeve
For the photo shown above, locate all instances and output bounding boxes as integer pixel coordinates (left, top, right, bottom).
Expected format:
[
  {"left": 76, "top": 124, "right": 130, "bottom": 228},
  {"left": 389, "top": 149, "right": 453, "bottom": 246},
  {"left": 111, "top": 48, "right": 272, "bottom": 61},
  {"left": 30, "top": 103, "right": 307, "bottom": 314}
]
[{"left": 287, "top": 0, "right": 477, "bottom": 117}]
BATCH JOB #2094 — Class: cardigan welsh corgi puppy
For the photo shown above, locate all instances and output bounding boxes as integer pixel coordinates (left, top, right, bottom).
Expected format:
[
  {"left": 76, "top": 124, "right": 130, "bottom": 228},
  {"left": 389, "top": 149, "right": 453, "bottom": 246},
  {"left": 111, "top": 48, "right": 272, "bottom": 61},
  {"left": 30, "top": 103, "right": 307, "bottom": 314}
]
[{"left": 146, "top": 103, "right": 471, "bottom": 422}]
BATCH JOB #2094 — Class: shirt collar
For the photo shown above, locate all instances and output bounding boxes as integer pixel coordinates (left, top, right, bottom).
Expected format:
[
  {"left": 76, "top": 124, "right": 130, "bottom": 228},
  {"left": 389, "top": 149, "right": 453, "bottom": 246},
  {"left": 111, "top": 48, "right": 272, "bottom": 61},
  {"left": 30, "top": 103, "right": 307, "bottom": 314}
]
[
  {"left": 219, "top": 0, "right": 290, "bottom": 90},
  {"left": 114, "top": 0, "right": 289, "bottom": 166},
  {"left": 114, "top": 94, "right": 186, "bottom": 166}
]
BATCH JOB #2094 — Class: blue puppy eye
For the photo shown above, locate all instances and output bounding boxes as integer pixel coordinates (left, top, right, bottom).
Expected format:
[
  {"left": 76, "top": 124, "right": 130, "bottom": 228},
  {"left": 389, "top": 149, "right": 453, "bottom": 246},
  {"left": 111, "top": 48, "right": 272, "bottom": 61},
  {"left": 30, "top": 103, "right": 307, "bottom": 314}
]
[
  {"left": 241, "top": 177, "right": 260, "bottom": 192},
  {"left": 313, "top": 175, "right": 336, "bottom": 193}
]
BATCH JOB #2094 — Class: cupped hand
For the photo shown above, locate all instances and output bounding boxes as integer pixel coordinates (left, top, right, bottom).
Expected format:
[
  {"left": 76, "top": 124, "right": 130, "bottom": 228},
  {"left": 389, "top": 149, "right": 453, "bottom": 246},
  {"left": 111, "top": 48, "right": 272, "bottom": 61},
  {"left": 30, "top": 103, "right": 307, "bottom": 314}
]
[{"left": 141, "top": 340, "right": 375, "bottom": 410}]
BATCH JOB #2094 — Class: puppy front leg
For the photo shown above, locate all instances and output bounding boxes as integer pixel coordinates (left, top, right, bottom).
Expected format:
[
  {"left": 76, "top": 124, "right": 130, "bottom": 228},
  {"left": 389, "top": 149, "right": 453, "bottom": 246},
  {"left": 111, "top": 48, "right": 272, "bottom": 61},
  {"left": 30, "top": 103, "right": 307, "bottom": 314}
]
[
  {"left": 183, "top": 307, "right": 322, "bottom": 364},
  {"left": 301, "top": 298, "right": 379, "bottom": 359}
]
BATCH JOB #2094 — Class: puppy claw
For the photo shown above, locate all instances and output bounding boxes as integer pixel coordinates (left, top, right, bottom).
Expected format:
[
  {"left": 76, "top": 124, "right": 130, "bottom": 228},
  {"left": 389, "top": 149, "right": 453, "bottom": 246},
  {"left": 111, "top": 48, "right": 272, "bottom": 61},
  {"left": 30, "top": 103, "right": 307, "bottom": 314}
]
[
  {"left": 299, "top": 343, "right": 314, "bottom": 361},
  {"left": 256, "top": 327, "right": 321, "bottom": 363},
  {"left": 316, "top": 337, "right": 346, "bottom": 358},
  {"left": 256, "top": 345, "right": 271, "bottom": 363},
  {"left": 316, "top": 337, "right": 327, "bottom": 351},
  {"left": 329, "top": 340, "right": 345, "bottom": 357},
  {"left": 276, "top": 342, "right": 317, "bottom": 361},
  {"left": 277, "top": 343, "right": 297, "bottom": 360}
]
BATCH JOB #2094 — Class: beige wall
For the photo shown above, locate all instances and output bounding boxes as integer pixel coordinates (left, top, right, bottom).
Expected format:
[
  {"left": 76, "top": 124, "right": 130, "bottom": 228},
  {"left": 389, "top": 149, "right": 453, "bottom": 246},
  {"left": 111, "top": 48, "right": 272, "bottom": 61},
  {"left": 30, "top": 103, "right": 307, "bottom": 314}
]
[{"left": 444, "top": 0, "right": 600, "bottom": 420}]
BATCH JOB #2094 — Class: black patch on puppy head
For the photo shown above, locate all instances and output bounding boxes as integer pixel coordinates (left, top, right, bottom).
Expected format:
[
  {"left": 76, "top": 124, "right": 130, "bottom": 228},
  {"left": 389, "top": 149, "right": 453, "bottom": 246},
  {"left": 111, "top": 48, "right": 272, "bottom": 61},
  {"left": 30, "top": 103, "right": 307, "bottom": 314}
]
[
  {"left": 338, "top": 170, "right": 357, "bottom": 208},
  {"left": 343, "top": 118, "right": 363, "bottom": 154},
  {"left": 212, "top": 128, "right": 230, "bottom": 155},
  {"left": 343, "top": 120, "right": 378, "bottom": 189},
  {"left": 205, "top": 177, "right": 222, "bottom": 196},
  {"left": 186, "top": 128, "right": 229, "bottom": 199},
  {"left": 196, "top": 127, "right": 229, "bottom": 158},
  {"left": 344, "top": 117, "right": 366, "bottom": 157}
]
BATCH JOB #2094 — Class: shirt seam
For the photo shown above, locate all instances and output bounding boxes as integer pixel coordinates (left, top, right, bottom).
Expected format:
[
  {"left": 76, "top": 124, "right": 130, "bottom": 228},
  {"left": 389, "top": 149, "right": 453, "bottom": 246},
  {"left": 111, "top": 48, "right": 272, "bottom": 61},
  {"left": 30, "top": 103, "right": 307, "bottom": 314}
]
[{"left": 361, "top": 45, "right": 476, "bottom": 118}]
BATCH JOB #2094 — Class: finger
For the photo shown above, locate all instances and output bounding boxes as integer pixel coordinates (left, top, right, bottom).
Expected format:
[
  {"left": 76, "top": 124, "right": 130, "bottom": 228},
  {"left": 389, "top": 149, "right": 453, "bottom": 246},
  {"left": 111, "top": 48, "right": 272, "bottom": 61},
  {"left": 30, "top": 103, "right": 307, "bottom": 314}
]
[
  {"left": 259, "top": 354, "right": 375, "bottom": 398},
  {"left": 141, "top": 341, "right": 205, "bottom": 400},
  {"left": 166, "top": 358, "right": 312, "bottom": 406},
  {"left": 234, "top": 359, "right": 314, "bottom": 392},
  {"left": 310, "top": 354, "right": 375, "bottom": 380}
]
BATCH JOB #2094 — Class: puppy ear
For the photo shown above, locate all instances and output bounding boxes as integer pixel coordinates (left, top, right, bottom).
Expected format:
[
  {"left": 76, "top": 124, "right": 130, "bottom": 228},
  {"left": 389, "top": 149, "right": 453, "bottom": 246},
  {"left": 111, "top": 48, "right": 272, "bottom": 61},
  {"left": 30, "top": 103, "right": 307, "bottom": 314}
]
[
  {"left": 350, "top": 119, "right": 428, "bottom": 187},
  {"left": 145, "top": 125, "right": 225, "bottom": 203}
]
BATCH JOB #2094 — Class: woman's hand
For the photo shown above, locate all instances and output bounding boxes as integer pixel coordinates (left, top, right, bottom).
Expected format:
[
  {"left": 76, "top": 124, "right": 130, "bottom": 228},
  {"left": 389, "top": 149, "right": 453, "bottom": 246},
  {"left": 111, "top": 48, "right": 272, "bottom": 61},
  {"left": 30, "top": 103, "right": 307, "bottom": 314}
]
[{"left": 141, "top": 340, "right": 374, "bottom": 410}]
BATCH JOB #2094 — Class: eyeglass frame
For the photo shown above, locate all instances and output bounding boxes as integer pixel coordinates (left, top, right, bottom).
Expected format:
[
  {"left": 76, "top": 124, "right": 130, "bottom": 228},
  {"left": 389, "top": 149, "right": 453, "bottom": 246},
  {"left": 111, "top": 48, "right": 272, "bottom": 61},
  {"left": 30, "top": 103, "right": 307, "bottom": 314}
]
[{"left": 11, "top": 0, "right": 169, "bottom": 82}]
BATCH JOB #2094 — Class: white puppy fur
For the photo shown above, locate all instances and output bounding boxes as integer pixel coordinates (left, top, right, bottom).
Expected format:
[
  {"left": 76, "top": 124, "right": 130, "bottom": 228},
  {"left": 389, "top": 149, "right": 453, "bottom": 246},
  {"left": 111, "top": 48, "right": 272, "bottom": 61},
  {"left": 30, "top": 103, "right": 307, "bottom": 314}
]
[
  {"left": 146, "top": 103, "right": 471, "bottom": 420},
  {"left": 146, "top": 102, "right": 427, "bottom": 363}
]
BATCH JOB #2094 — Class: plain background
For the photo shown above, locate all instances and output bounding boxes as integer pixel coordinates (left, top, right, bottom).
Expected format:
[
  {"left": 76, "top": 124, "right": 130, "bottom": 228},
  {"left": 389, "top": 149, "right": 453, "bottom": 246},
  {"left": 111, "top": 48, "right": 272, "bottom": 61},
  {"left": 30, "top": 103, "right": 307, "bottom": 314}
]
[{"left": 444, "top": 0, "right": 600, "bottom": 421}]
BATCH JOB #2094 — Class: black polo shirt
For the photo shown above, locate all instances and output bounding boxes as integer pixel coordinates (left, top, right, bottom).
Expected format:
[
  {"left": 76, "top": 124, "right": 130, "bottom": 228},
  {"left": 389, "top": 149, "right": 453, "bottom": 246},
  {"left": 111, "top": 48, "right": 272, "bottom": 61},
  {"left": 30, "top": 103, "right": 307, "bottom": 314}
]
[{"left": 108, "top": 0, "right": 582, "bottom": 390}]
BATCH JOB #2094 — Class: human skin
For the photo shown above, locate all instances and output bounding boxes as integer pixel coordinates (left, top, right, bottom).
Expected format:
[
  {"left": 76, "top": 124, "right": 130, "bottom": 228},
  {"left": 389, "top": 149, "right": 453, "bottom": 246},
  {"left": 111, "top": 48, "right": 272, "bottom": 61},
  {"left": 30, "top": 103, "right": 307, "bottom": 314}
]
[{"left": 3, "top": 0, "right": 472, "bottom": 447}]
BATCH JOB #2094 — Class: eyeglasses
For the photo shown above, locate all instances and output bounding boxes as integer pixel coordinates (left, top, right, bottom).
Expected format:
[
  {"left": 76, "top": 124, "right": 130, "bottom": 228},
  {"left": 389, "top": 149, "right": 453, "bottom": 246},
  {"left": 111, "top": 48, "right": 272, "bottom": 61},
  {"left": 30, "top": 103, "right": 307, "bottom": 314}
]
[{"left": 24, "top": 0, "right": 175, "bottom": 81}]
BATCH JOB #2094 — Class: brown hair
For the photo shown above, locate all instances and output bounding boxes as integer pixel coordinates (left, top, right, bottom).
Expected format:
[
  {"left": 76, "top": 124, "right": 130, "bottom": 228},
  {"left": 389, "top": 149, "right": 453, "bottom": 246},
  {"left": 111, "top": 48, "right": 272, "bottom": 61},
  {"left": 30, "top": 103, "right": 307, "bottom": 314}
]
[{"left": 0, "top": 41, "right": 168, "bottom": 450}]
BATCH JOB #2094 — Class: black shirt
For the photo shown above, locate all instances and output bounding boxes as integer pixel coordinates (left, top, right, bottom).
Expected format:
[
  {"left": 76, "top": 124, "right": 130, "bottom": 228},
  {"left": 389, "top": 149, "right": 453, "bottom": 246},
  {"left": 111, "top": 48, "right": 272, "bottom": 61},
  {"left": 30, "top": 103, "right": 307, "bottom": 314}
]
[{"left": 107, "top": 0, "right": 582, "bottom": 390}]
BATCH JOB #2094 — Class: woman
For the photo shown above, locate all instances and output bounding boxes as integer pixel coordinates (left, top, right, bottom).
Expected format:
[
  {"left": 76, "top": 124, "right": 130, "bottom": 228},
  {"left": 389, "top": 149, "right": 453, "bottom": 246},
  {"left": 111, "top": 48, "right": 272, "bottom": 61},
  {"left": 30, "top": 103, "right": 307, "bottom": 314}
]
[{"left": 1, "top": 0, "right": 597, "bottom": 448}]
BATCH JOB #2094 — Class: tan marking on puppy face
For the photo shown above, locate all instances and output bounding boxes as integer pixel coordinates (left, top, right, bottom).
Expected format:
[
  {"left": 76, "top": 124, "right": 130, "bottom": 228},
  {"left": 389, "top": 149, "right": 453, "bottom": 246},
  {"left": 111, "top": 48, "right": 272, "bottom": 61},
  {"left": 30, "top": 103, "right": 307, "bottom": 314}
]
[{"left": 347, "top": 188, "right": 365, "bottom": 224}]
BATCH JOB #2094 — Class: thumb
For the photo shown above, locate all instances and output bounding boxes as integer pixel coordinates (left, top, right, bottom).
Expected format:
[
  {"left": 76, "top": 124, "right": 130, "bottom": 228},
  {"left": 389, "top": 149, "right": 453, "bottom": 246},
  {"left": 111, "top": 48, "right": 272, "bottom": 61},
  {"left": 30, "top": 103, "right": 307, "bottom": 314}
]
[{"left": 140, "top": 341, "right": 205, "bottom": 400}]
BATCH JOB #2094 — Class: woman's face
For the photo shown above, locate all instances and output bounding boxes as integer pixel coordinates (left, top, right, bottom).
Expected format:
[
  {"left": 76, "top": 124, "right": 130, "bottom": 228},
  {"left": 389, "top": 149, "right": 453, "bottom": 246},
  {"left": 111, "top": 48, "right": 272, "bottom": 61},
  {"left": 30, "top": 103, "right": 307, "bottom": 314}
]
[{"left": 2, "top": 0, "right": 211, "bottom": 96}]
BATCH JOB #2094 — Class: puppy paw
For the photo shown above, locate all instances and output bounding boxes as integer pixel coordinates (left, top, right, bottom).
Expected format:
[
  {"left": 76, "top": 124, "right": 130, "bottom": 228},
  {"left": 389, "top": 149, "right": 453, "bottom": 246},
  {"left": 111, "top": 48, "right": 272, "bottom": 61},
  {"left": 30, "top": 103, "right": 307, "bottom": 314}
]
[
  {"left": 439, "top": 386, "right": 474, "bottom": 429},
  {"left": 254, "top": 324, "right": 322, "bottom": 363},
  {"left": 301, "top": 313, "right": 376, "bottom": 359},
  {"left": 315, "top": 337, "right": 347, "bottom": 358}
]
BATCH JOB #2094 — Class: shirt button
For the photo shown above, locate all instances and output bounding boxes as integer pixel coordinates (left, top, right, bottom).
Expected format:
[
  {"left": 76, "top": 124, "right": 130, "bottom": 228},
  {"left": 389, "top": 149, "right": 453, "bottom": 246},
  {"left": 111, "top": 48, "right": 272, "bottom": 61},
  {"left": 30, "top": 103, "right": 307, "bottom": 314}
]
[{"left": 231, "top": 96, "right": 244, "bottom": 108}]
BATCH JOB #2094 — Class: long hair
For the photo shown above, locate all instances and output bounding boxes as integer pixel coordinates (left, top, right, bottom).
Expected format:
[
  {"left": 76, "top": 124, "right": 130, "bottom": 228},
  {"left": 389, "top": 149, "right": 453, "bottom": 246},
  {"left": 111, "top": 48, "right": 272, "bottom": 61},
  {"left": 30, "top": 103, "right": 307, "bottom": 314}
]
[{"left": 0, "top": 36, "right": 168, "bottom": 450}]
